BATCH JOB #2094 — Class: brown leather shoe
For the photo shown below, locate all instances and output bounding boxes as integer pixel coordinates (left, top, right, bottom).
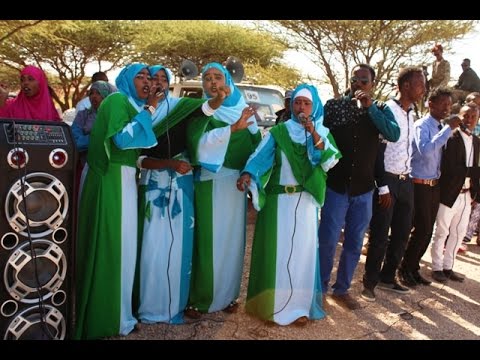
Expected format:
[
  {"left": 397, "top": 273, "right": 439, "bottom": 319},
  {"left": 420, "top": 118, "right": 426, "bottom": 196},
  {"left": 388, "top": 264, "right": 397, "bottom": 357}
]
[
  {"left": 184, "top": 306, "right": 202, "bottom": 319},
  {"left": 292, "top": 316, "right": 308, "bottom": 327},
  {"left": 223, "top": 301, "right": 239, "bottom": 314}
]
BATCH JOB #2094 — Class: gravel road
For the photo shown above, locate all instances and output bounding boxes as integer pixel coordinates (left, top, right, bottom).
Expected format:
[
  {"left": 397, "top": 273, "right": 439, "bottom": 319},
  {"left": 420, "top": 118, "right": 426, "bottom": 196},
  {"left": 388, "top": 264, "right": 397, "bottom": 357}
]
[{"left": 114, "top": 206, "right": 480, "bottom": 340}]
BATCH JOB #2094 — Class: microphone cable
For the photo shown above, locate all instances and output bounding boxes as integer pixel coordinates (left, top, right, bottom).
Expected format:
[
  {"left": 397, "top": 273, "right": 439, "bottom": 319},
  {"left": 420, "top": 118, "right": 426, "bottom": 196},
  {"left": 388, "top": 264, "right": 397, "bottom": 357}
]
[
  {"left": 162, "top": 96, "right": 176, "bottom": 323},
  {"left": 272, "top": 120, "right": 308, "bottom": 319}
]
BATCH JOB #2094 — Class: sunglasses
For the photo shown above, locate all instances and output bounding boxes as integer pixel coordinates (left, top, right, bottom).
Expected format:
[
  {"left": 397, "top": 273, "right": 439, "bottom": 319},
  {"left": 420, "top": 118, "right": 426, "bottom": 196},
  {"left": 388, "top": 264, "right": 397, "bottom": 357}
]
[{"left": 350, "top": 77, "right": 370, "bottom": 85}]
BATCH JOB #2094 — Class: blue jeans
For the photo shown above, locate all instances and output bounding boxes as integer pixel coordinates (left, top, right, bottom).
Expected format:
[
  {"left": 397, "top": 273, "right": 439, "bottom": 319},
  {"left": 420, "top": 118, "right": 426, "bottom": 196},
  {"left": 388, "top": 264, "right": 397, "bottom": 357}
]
[{"left": 318, "top": 187, "right": 373, "bottom": 295}]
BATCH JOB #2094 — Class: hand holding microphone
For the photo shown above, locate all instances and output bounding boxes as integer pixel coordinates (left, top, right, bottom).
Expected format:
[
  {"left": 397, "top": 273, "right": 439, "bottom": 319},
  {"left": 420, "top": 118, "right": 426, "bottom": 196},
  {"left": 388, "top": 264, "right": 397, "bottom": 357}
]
[
  {"left": 298, "top": 112, "right": 314, "bottom": 133},
  {"left": 147, "top": 85, "right": 164, "bottom": 108},
  {"left": 353, "top": 90, "right": 372, "bottom": 108},
  {"left": 443, "top": 114, "right": 462, "bottom": 131},
  {"left": 154, "top": 86, "right": 166, "bottom": 99}
]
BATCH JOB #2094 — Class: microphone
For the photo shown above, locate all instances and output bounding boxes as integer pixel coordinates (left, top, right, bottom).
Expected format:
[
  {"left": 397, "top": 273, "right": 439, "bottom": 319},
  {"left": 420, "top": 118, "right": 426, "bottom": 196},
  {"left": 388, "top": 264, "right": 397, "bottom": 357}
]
[
  {"left": 298, "top": 112, "right": 308, "bottom": 125},
  {"left": 443, "top": 114, "right": 470, "bottom": 134},
  {"left": 353, "top": 91, "right": 362, "bottom": 109},
  {"left": 459, "top": 122, "right": 471, "bottom": 135},
  {"left": 298, "top": 113, "right": 309, "bottom": 152},
  {"left": 155, "top": 86, "right": 166, "bottom": 98}
]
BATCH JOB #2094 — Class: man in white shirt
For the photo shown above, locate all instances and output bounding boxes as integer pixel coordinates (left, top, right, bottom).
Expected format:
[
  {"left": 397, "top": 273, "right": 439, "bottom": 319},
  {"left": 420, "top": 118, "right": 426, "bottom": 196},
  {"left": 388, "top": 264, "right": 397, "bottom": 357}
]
[{"left": 362, "top": 67, "right": 426, "bottom": 302}]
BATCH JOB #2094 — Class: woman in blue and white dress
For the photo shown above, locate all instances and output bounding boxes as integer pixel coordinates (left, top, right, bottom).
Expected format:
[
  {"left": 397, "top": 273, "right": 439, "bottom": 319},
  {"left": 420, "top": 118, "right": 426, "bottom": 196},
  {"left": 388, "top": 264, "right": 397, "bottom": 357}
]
[
  {"left": 136, "top": 65, "right": 195, "bottom": 324},
  {"left": 136, "top": 65, "right": 231, "bottom": 323}
]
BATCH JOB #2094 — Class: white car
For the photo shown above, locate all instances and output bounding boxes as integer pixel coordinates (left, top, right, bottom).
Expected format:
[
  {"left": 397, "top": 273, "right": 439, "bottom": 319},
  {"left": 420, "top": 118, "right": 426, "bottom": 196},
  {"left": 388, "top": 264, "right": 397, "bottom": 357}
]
[{"left": 169, "top": 81, "right": 284, "bottom": 130}]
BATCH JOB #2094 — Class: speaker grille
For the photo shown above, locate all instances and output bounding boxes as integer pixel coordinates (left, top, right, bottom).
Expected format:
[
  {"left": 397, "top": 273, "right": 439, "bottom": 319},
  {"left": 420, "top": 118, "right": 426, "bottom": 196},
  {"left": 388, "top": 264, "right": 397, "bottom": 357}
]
[
  {"left": 4, "top": 239, "right": 67, "bottom": 303},
  {"left": 3, "top": 305, "right": 66, "bottom": 340},
  {"left": 5, "top": 173, "right": 69, "bottom": 238}
]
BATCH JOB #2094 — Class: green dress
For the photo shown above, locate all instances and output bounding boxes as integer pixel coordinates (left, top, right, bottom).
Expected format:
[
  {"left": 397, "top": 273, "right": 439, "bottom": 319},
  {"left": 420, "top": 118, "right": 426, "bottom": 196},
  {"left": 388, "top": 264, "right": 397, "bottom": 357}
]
[{"left": 75, "top": 93, "right": 156, "bottom": 339}]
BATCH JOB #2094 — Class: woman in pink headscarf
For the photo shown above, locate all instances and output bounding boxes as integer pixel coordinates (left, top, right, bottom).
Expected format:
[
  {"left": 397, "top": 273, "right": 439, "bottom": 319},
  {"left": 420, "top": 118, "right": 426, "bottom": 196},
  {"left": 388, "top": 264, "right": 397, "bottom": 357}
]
[{"left": 0, "top": 65, "right": 61, "bottom": 121}]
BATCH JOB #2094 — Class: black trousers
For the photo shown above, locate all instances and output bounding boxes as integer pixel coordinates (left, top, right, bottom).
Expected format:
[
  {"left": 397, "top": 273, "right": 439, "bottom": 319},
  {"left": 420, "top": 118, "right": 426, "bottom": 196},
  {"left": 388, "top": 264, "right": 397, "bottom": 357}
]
[
  {"left": 364, "top": 175, "right": 414, "bottom": 289},
  {"left": 401, "top": 183, "right": 440, "bottom": 273}
]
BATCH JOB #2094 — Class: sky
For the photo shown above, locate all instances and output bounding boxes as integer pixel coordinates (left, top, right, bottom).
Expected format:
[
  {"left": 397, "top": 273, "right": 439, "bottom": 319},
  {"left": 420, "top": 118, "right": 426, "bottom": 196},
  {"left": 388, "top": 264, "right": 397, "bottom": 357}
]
[{"left": 100, "top": 21, "right": 480, "bottom": 101}]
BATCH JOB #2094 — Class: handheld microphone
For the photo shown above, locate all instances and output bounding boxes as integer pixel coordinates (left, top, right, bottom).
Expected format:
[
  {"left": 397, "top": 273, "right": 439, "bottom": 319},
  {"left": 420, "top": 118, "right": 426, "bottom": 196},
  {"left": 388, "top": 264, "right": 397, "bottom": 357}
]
[
  {"left": 298, "top": 112, "right": 308, "bottom": 125},
  {"left": 353, "top": 91, "right": 363, "bottom": 109},
  {"left": 155, "top": 87, "right": 166, "bottom": 98},
  {"left": 443, "top": 114, "right": 470, "bottom": 134},
  {"left": 298, "top": 113, "right": 309, "bottom": 153},
  {"left": 459, "top": 122, "right": 471, "bottom": 135}
]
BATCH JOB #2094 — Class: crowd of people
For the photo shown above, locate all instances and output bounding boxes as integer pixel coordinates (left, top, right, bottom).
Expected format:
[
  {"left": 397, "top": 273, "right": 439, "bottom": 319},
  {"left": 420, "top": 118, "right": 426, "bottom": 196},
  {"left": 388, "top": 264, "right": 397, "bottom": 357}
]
[{"left": 1, "top": 48, "right": 480, "bottom": 339}]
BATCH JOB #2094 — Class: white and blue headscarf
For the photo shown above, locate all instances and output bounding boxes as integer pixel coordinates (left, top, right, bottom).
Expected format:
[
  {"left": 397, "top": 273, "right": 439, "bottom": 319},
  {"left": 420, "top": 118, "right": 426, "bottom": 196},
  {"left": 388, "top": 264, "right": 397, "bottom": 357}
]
[
  {"left": 115, "top": 63, "right": 149, "bottom": 110},
  {"left": 201, "top": 62, "right": 248, "bottom": 124},
  {"left": 284, "top": 83, "right": 327, "bottom": 145},
  {"left": 148, "top": 65, "right": 181, "bottom": 126}
]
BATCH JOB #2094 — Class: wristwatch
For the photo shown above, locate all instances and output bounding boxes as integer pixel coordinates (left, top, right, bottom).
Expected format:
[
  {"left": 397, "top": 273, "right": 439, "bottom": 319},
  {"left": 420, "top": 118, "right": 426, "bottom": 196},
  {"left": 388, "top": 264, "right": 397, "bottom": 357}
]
[{"left": 144, "top": 105, "right": 155, "bottom": 115}]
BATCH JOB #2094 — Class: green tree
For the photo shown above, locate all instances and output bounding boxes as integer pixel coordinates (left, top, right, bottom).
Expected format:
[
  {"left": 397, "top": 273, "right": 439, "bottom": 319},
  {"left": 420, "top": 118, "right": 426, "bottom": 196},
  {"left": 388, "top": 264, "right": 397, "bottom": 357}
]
[
  {"left": 0, "top": 63, "right": 22, "bottom": 91},
  {"left": 0, "top": 20, "right": 45, "bottom": 44},
  {"left": 133, "top": 20, "right": 301, "bottom": 89},
  {"left": 270, "top": 20, "right": 477, "bottom": 99},
  {"left": 0, "top": 20, "right": 138, "bottom": 110},
  {"left": 0, "top": 20, "right": 65, "bottom": 92}
]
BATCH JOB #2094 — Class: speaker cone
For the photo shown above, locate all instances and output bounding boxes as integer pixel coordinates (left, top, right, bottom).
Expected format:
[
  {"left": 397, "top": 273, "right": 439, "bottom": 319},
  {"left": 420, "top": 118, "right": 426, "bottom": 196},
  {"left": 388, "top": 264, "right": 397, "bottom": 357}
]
[
  {"left": 3, "top": 305, "right": 66, "bottom": 340},
  {"left": 5, "top": 172, "right": 69, "bottom": 238},
  {"left": 4, "top": 239, "right": 67, "bottom": 303}
]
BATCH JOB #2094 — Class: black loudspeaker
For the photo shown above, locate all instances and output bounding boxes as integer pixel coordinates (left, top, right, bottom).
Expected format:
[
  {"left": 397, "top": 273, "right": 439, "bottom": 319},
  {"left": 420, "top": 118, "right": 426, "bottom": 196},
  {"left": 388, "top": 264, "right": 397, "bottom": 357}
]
[
  {"left": 0, "top": 119, "right": 76, "bottom": 340},
  {"left": 179, "top": 59, "right": 198, "bottom": 79},
  {"left": 225, "top": 56, "right": 244, "bottom": 83}
]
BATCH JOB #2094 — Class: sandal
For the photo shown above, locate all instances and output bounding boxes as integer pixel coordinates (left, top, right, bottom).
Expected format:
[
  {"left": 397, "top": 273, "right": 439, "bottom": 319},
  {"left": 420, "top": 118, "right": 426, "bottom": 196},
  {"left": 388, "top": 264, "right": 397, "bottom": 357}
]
[
  {"left": 223, "top": 301, "right": 239, "bottom": 314},
  {"left": 184, "top": 306, "right": 202, "bottom": 319},
  {"left": 292, "top": 316, "right": 308, "bottom": 327}
]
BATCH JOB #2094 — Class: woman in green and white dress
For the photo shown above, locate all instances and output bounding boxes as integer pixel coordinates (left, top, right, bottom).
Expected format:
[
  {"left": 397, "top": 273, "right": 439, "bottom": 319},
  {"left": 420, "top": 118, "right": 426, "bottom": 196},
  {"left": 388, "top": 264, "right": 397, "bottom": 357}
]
[
  {"left": 75, "top": 63, "right": 159, "bottom": 339},
  {"left": 185, "top": 62, "right": 260, "bottom": 317},
  {"left": 237, "top": 84, "right": 341, "bottom": 326}
]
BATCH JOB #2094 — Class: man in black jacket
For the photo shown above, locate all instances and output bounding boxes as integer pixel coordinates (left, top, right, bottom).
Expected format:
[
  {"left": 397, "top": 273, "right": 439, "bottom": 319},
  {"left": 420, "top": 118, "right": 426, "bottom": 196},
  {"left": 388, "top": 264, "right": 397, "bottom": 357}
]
[
  {"left": 429, "top": 103, "right": 480, "bottom": 283},
  {"left": 318, "top": 64, "right": 400, "bottom": 310}
]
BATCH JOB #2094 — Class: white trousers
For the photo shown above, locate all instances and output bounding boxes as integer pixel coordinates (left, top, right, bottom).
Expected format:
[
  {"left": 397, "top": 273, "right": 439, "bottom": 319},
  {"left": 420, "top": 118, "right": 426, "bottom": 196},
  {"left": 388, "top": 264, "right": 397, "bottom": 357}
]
[{"left": 431, "top": 191, "right": 471, "bottom": 271}]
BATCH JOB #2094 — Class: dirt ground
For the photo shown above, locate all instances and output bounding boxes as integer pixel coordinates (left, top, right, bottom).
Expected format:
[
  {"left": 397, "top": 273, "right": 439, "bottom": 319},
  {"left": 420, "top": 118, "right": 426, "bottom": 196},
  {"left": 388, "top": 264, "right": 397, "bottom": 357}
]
[{"left": 116, "top": 205, "right": 480, "bottom": 340}]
